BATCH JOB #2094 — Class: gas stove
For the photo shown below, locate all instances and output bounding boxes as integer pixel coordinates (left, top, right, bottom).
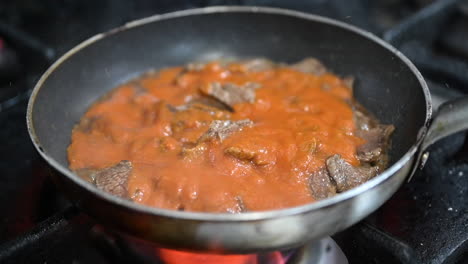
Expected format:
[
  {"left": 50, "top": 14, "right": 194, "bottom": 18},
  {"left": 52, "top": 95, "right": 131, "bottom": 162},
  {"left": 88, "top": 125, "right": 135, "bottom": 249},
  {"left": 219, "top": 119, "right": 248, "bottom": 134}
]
[{"left": 0, "top": 0, "right": 467, "bottom": 263}]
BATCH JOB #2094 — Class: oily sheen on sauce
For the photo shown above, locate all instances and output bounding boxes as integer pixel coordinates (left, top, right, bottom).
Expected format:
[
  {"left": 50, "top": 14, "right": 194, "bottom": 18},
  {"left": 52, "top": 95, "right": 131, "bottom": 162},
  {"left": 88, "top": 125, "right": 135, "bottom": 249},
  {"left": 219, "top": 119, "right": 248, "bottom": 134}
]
[{"left": 67, "top": 59, "right": 390, "bottom": 213}]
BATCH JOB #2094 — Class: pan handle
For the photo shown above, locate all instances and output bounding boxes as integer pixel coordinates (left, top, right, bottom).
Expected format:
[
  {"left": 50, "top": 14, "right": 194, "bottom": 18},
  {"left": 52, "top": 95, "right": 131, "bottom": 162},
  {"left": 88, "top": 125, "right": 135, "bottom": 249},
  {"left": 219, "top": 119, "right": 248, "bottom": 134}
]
[
  {"left": 422, "top": 96, "right": 468, "bottom": 151},
  {"left": 411, "top": 96, "right": 468, "bottom": 180}
]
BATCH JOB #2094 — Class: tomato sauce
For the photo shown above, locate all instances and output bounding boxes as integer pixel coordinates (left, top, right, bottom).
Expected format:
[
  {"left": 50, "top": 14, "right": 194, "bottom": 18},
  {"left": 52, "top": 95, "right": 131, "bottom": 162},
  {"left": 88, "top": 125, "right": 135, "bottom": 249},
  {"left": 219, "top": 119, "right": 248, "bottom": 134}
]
[{"left": 68, "top": 61, "right": 365, "bottom": 212}]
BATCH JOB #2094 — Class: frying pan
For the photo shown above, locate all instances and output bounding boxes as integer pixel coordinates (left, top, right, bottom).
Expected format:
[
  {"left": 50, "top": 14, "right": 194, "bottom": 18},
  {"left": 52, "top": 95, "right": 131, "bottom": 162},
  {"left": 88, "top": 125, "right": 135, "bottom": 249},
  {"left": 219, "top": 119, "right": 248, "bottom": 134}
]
[{"left": 26, "top": 6, "right": 468, "bottom": 253}]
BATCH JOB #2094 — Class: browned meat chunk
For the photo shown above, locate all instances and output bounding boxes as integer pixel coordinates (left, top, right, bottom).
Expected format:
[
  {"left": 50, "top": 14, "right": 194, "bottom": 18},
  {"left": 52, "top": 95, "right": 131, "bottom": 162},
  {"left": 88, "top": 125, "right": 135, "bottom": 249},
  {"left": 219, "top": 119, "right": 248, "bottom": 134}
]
[
  {"left": 309, "top": 167, "right": 337, "bottom": 200},
  {"left": 169, "top": 102, "right": 231, "bottom": 135},
  {"left": 201, "top": 82, "right": 260, "bottom": 107},
  {"left": 181, "top": 142, "right": 208, "bottom": 159},
  {"left": 289, "top": 57, "right": 327, "bottom": 75},
  {"left": 95, "top": 161, "right": 132, "bottom": 197},
  {"left": 351, "top": 102, "right": 394, "bottom": 166},
  {"left": 182, "top": 120, "right": 253, "bottom": 160},
  {"left": 241, "top": 58, "right": 275, "bottom": 72},
  {"left": 354, "top": 109, "right": 375, "bottom": 131},
  {"left": 75, "top": 160, "right": 133, "bottom": 197},
  {"left": 352, "top": 103, "right": 379, "bottom": 131},
  {"left": 326, "top": 154, "right": 378, "bottom": 192},
  {"left": 357, "top": 148, "right": 383, "bottom": 163},
  {"left": 356, "top": 124, "right": 395, "bottom": 163},
  {"left": 225, "top": 146, "right": 256, "bottom": 161},
  {"left": 224, "top": 145, "right": 271, "bottom": 166},
  {"left": 199, "top": 119, "right": 253, "bottom": 142}
]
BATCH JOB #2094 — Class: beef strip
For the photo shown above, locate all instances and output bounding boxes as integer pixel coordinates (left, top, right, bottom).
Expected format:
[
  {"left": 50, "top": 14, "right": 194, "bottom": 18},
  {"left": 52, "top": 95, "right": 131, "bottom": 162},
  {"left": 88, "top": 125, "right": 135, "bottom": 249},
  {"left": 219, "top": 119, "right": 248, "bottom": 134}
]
[
  {"left": 357, "top": 148, "right": 383, "bottom": 163},
  {"left": 351, "top": 101, "right": 394, "bottom": 165},
  {"left": 224, "top": 146, "right": 271, "bottom": 166},
  {"left": 352, "top": 104, "right": 378, "bottom": 131},
  {"left": 326, "top": 154, "right": 378, "bottom": 192},
  {"left": 95, "top": 161, "right": 132, "bottom": 197},
  {"left": 181, "top": 119, "right": 253, "bottom": 159},
  {"left": 201, "top": 82, "right": 260, "bottom": 107},
  {"left": 289, "top": 57, "right": 327, "bottom": 75},
  {"left": 199, "top": 119, "right": 253, "bottom": 142},
  {"left": 356, "top": 124, "right": 395, "bottom": 164},
  {"left": 240, "top": 58, "right": 275, "bottom": 72},
  {"left": 169, "top": 100, "right": 232, "bottom": 135},
  {"left": 75, "top": 160, "right": 133, "bottom": 197},
  {"left": 225, "top": 146, "right": 256, "bottom": 161},
  {"left": 308, "top": 167, "right": 337, "bottom": 200},
  {"left": 181, "top": 142, "right": 208, "bottom": 159},
  {"left": 354, "top": 109, "right": 375, "bottom": 131}
]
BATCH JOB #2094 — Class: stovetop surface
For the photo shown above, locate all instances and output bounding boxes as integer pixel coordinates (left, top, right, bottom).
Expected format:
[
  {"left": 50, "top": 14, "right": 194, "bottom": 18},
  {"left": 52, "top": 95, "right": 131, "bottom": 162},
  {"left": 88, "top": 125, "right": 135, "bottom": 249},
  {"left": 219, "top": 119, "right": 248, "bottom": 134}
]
[{"left": 1, "top": 1, "right": 468, "bottom": 263}]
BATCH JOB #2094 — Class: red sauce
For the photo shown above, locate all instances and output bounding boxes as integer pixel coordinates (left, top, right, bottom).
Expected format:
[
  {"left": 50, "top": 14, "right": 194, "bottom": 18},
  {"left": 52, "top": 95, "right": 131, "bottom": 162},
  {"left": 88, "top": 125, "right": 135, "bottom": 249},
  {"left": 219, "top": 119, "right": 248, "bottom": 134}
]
[{"left": 68, "top": 61, "right": 364, "bottom": 212}]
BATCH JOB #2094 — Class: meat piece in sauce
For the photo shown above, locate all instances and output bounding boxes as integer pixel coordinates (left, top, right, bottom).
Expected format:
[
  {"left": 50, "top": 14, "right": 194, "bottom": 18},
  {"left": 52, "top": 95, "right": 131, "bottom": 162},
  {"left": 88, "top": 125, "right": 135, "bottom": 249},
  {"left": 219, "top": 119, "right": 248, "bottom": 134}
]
[
  {"left": 224, "top": 146, "right": 271, "bottom": 166},
  {"left": 181, "top": 142, "right": 208, "bottom": 159},
  {"left": 326, "top": 155, "right": 378, "bottom": 192},
  {"left": 355, "top": 125, "right": 395, "bottom": 164},
  {"left": 225, "top": 146, "right": 256, "bottom": 162},
  {"left": 354, "top": 108, "right": 375, "bottom": 131},
  {"left": 182, "top": 119, "right": 253, "bottom": 159},
  {"left": 200, "top": 82, "right": 260, "bottom": 107},
  {"left": 224, "top": 141, "right": 275, "bottom": 166},
  {"left": 75, "top": 160, "right": 133, "bottom": 197},
  {"left": 289, "top": 57, "right": 327, "bottom": 75},
  {"left": 308, "top": 167, "right": 337, "bottom": 199},
  {"left": 170, "top": 101, "right": 231, "bottom": 135},
  {"left": 240, "top": 58, "right": 275, "bottom": 72},
  {"left": 351, "top": 102, "right": 394, "bottom": 166},
  {"left": 199, "top": 119, "right": 253, "bottom": 142}
]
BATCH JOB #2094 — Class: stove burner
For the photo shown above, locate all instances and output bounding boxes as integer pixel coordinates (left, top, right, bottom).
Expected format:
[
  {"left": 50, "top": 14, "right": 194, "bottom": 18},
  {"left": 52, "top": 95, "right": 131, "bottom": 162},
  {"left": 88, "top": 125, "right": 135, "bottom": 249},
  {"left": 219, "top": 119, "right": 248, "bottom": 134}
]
[
  {"left": 137, "top": 237, "right": 348, "bottom": 264},
  {"left": 156, "top": 249, "right": 277, "bottom": 264},
  {"left": 291, "top": 238, "right": 347, "bottom": 264},
  {"left": 0, "top": 203, "right": 348, "bottom": 264},
  {"left": 119, "top": 231, "right": 347, "bottom": 264}
]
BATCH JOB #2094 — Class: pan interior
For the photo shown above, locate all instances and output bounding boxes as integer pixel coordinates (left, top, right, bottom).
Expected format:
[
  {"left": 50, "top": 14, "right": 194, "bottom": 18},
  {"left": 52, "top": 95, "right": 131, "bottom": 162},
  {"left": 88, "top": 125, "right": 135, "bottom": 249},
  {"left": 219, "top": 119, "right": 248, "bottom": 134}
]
[{"left": 31, "top": 10, "right": 427, "bottom": 191}]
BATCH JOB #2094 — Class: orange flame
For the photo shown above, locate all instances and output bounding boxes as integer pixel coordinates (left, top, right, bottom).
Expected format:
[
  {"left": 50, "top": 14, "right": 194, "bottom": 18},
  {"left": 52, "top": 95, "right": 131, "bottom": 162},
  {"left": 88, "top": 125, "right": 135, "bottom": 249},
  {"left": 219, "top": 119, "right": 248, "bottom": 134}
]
[{"left": 158, "top": 249, "right": 286, "bottom": 264}]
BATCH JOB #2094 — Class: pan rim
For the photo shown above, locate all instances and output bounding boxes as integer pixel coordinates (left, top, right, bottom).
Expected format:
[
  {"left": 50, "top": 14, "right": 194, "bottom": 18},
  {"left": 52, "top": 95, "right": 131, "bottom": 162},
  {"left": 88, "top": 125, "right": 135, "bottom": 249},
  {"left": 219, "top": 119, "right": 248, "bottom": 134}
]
[{"left": 26, "top": 5, "right": 432, "bottom": 221}]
